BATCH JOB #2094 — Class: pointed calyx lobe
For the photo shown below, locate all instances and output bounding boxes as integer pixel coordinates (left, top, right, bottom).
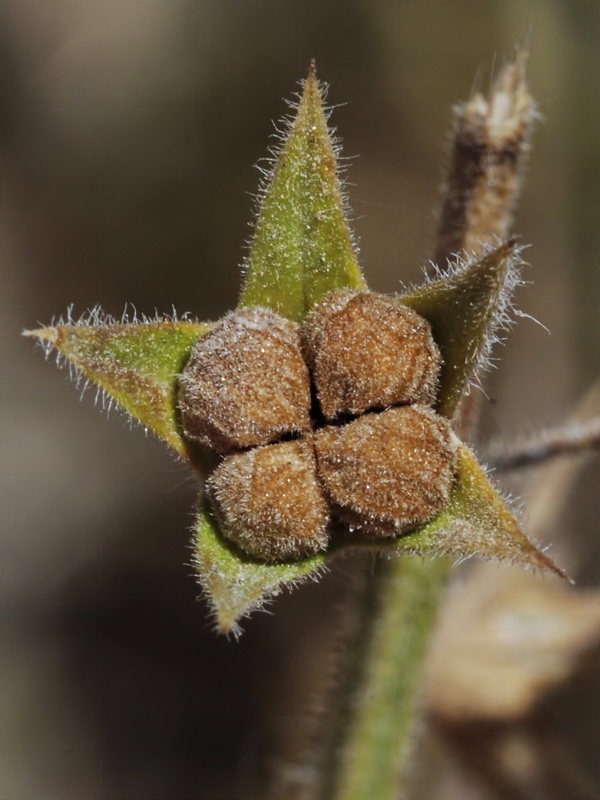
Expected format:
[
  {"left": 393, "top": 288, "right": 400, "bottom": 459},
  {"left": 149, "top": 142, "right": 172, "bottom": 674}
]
[
  {"left": 239, "top": 68, "right": 366, "bottom": 321},
  {"left": 26, "top": 319, "right": 211, "bottom": 455},
  {"left": 194, "top": 499, "right": 327, "bottom": 636},
  {"left": 384, "top": 444, "right": 567, "bottom": 579},
  {"left": 402, "top": 240, "right": 520, "bottom": 419}
]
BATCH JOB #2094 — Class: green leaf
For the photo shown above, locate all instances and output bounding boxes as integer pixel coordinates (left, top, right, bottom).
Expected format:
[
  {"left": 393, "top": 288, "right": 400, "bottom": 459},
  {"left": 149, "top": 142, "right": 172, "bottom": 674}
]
[
  {"left": 401, "top": 240, "right": 520, "bottom": 418},
  {"left": 239, "top": 63, "right": 366, "bottom": 322},
  {"left": 25, "top": 319, "right": 211, "bottom": 455},
  {"left": 194, "top": 500, "right": 327, "bottom": 635},
  {"left": 378, "top": 443, "right": 566, "bottom": 577}
]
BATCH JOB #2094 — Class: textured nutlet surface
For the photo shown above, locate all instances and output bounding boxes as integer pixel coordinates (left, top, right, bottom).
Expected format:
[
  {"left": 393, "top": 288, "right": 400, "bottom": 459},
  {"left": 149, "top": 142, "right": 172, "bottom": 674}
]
[
  {"left": 180, "top": 293, "right": 457, "bottom": 560},
  {"left": 315, "top": 405, "right": 456, "bottom": 534},
  {"left": 207, "top": 437, "right": 330, "bottom": 561},
  {"left": 178, "top": 307, "right": 311, "bottom": 454},
  {"left": 302, "top": 291, "right": 442, "bottom": 419}
]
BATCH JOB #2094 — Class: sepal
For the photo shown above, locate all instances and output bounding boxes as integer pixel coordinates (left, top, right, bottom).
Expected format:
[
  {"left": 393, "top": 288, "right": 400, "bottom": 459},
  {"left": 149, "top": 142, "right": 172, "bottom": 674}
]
[{"left": 25, "top": 317, "right": 211, "bottom": 455}]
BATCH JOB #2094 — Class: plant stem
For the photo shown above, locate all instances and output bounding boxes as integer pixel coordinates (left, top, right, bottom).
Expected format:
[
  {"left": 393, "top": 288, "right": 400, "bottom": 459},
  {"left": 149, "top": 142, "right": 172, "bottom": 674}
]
[{"left": 318, "top": 555, "right": 450, "bottom": 800}]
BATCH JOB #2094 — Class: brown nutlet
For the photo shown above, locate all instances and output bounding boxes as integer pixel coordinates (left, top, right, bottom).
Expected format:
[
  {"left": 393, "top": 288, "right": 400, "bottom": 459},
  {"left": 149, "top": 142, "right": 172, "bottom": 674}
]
[
  {"left": 178, "top": 307, "right": 311, "bottom": 454},
  {"left": 207, "top": 437, "right": 330, "bottom": 561},
  {"left": 302, "top": 291, "right": 442, "bottom": 419},
  {"left": 315, "top": 405, "right": 456, "bottom": 535}
]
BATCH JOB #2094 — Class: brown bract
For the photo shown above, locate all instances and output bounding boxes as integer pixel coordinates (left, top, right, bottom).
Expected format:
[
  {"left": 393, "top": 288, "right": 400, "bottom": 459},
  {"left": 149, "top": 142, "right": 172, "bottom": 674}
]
[
  {"left": 178, "top": 307, "right": 311, "bottom": 454},
  {"left": 316, "top": 405, "right": 456, "bottom": 536},
  {"left": 302, "top": 291, "right": 441, "bottom": 419},
  {"left": 207, "top": 437, "right": 329, "bottom": 561}
]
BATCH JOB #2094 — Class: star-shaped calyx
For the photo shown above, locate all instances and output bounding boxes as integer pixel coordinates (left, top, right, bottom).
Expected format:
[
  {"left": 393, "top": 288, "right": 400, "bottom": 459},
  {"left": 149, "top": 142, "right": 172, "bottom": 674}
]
[{"left": 25, "top": 65, "right": 564, "bottom": 634}]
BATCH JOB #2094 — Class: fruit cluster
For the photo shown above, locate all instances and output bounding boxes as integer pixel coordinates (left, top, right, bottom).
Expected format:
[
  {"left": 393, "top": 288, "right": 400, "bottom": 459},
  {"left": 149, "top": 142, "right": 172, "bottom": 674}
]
[{"left": 178, "top": 291, "right": 457, "bottom": 561}]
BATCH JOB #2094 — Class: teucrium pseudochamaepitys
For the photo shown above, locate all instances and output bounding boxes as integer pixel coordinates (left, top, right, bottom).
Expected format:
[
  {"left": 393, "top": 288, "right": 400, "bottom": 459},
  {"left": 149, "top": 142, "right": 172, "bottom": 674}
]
[{"left": 26, "top": 64, "right": 563, "bottom": 634}]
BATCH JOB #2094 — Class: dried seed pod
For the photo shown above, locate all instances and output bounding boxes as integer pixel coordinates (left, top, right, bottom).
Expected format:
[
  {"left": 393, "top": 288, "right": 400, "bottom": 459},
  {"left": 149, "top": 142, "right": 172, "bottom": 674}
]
[
  {"left": 315, "top": 405, "right": 456, "bottom": 536},
  {"left": 302, "top": 291, "right": 442, "bottom": 419},
  {"left": 208, "top": 437, "right": 330, "bottom": 561},
  {"left": 179, "top": 307, "right": 311, "bottom": 453}
]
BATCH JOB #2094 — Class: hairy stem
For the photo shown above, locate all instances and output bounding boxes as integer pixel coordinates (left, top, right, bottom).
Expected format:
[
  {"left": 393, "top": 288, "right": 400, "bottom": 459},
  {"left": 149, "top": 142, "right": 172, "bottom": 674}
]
[
  {"left": 316, "top": 555, "right": 450, "bottom": 800},
  {"left": 434, "top": 49, "right": 534, "bottom": 267},
  {"left": 436, "top": 50, "right": 535, "bottom": 442},
  {"left": 488, "top": 417, "right": 600, "bottom": 472}
]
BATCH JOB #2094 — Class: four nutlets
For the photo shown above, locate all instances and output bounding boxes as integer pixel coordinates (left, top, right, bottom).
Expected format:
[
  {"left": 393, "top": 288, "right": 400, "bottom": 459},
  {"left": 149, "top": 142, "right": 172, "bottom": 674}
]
[{"left": 178, "top": 291, "right": 457, "bottom": 561}]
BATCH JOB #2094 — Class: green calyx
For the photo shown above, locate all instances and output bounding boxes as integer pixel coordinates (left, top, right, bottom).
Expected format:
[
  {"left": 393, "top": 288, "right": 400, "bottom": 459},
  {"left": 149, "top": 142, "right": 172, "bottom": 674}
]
[
  {"left": 239, "top": 64, "right": 366, "bottom": 321},
  {"left": 25, "top": 66, "right": 563, "bottom": 634}
]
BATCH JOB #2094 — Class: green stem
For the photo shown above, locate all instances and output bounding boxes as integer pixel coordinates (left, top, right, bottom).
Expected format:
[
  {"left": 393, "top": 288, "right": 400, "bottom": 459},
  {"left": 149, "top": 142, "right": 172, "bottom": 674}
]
[{"left": 318, "top": 555, "right": 450, "bottom": 800}]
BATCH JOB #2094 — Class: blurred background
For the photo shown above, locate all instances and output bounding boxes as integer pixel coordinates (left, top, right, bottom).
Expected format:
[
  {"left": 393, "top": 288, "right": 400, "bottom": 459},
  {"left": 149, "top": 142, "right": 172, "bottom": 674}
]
[{"left": 0, "top": 2, "right": 598, "bottom": 798}]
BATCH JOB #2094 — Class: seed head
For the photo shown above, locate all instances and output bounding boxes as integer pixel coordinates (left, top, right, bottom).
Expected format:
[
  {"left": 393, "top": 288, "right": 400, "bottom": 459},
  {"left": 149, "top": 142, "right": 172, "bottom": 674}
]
[
  {"left": 315, "top": 405, "right": 457, "bottom": 535},
  {"left": 207, "top": 437, "right": 330, "bottom": 561},
  {"left": 302, "top": 291, "right": 442, "bottom": 419},
  {"left": 178, "top": 307, "right": 311, "bottom": 453}
]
